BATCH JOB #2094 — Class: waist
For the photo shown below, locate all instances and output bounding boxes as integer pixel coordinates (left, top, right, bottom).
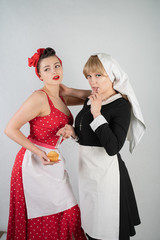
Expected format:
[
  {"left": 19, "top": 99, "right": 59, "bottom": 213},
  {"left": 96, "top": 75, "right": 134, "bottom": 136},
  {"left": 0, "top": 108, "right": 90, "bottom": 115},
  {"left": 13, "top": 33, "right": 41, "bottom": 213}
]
[
  {"left": 79, "top": 145, "right": 118, "bottom": 175},
  {"left": 29, "top": 137, "right": 57, "bottom": 149}
]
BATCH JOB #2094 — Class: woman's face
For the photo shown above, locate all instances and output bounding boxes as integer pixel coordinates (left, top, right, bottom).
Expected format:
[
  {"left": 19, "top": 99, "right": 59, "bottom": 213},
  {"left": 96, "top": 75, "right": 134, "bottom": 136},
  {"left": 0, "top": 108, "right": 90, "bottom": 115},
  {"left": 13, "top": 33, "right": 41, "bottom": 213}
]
[
  {"left": 86, "top": 72, "right": 113, "bottom": 95},
  {"left": 39, "top": 56, "right": 63, "bottom": 85}
]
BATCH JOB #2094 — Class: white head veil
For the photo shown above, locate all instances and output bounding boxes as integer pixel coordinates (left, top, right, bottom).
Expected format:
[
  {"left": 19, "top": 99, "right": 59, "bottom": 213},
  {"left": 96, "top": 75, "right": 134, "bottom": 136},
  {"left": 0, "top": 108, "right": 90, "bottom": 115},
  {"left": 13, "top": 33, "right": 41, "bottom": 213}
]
[{"left": 97, "top": 53, "right": 146, "bottom": 153}]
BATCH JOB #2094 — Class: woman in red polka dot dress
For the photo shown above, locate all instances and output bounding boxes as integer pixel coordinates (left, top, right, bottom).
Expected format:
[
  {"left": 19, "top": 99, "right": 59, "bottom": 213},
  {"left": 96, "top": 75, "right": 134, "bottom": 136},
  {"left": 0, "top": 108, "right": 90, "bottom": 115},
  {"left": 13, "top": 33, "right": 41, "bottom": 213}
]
[{"left": 5, "top": 48, "right": 90, "bottom": 240}]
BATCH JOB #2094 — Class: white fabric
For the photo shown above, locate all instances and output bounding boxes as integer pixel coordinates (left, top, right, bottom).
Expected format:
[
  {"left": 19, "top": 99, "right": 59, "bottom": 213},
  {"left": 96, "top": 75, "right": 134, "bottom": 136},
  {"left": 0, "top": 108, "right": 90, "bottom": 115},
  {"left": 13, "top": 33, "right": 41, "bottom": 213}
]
[
  {"left": 79, "top": 145, "right": 119, "bottom": 239},
  {"left": 22, "top": 144, "right": 77, "bottom": 219},
  {"left": 97, "top": 53, "right": 146, "bottom": 153},
  {"left": 90, "top": 114, "right": 108, "bottom": 131},
  {"left": 87, "top": 92, "right": 122, "bottom": 106}
]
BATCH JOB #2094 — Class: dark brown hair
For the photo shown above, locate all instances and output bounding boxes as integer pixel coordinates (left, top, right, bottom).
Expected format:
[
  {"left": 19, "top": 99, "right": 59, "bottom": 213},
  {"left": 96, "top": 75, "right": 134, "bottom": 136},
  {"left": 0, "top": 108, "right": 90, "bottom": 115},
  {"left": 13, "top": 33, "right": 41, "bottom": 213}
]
[{"left": 37, "top": 48, "right": 56, "bottom": 74}]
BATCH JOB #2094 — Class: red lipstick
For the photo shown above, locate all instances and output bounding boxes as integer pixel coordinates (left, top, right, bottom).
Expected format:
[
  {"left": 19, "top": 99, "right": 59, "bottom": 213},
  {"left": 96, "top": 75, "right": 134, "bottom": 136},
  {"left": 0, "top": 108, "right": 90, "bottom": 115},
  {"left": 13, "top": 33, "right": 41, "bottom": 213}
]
[{"left": 53, "top": 75, "right": 60, "bottom": 80}]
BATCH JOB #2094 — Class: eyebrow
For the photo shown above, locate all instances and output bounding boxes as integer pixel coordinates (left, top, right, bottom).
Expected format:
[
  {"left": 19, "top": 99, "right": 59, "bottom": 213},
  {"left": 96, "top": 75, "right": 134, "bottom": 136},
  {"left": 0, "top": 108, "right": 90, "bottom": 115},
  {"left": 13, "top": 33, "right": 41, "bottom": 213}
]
[
  {"left": 43, "top": 65, "right": 50, "bottom": 69},
  {"left": 43, "top": 62, "right": 60, "bottom": 69}
]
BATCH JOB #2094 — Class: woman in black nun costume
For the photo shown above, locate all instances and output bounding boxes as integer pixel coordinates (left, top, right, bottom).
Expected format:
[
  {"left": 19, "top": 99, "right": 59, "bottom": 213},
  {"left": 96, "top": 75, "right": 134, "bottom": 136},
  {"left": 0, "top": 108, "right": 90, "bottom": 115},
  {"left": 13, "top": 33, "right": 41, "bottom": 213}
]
[{"left": 57, "top": 53, "right": 146, "bottom": 240}]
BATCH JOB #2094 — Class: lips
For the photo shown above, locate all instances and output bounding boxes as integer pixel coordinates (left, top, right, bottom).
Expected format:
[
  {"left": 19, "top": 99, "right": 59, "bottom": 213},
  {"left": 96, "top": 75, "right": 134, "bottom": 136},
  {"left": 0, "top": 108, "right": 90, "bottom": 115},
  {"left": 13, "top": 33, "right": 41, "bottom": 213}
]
[
  {"left": 92, "top": 87, "right": 99, "bottom": 93},
  {"left": 53, "top": 75, "right": 60, "bottom": 80}
]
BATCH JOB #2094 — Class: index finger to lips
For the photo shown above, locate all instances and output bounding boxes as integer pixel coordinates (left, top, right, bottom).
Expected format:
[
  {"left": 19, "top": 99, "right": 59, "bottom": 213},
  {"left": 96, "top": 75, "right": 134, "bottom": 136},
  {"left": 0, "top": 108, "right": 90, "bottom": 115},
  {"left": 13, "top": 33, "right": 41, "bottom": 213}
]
[
  {"left": 90, "top": 94, "right": 95, "bottom": 99},
  {"left": 92, "top": 94, "right": 98, "bottom": 100},
  {"left": 94, "top": 93, "right": 101, "bottom": 100},
  {"left": 95, "top": 93, "right": 100, "bottom": 97}
]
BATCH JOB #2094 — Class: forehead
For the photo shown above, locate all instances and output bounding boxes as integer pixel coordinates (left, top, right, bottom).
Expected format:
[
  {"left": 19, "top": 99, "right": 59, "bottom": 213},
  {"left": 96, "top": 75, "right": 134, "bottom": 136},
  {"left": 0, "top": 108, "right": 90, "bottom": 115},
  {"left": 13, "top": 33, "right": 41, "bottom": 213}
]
[
  {"left": 87, "top": 72, "right": 101, "bottom": 75},
  {"left": 40, "top": 56, "right": 60, "bottom": 68}
]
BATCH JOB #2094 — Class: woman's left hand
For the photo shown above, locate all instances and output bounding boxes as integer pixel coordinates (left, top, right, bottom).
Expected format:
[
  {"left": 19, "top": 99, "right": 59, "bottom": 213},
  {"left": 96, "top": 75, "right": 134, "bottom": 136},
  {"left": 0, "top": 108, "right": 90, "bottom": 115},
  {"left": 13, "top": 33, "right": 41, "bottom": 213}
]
[{"left": 88, "top": 93, "right": 102, "bottom": 118}]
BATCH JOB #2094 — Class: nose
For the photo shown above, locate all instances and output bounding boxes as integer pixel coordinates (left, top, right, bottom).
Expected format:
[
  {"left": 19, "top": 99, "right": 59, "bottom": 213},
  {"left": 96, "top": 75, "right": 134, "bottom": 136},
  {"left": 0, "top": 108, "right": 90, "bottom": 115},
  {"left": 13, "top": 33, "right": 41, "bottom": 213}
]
[
  {"left": 90, "top": 76, "right": 97, "bottom": 83},
  {"left": 52, "top": 67, "right": 57, "bottom": 74}
]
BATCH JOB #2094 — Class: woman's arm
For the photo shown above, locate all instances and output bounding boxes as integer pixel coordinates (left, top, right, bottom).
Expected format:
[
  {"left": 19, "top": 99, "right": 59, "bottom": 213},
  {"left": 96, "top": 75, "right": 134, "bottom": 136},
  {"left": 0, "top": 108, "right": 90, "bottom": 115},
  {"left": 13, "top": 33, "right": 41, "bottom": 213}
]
[
  {"left": 4, "top": 92, "right": 53, "bottom": 164},
  {"left": 59, "top": 84, "right": 91, "bottom": 106},
  {"left": 87, "top": 93, "right": 131, "bottom": 155},
  {"left": 90, "top": 101, "right": 131, "bottom": 156}
]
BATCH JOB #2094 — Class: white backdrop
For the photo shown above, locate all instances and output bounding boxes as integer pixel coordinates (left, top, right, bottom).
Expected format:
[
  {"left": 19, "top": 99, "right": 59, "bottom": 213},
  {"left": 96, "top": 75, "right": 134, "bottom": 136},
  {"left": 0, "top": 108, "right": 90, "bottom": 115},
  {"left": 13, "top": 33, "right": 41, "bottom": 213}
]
[{"left": 0, "top": 0, "right": 160, "bottom": 239}]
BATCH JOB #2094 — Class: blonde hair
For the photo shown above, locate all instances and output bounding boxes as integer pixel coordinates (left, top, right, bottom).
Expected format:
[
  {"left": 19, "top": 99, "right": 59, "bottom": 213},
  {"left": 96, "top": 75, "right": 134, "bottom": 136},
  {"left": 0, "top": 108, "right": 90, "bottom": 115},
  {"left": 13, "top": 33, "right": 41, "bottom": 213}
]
[
  {"left": 83, "top": 55, "right": 108, "bottom": 78},
  {"left": 83, "top": 55, "right": 128, "bottom": 101}
]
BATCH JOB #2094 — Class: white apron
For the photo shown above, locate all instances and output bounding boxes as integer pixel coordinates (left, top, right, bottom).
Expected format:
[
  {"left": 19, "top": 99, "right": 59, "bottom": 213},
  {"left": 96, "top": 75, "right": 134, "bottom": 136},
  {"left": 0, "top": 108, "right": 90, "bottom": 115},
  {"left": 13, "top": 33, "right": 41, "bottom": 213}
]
[
  {"left": 79, "top": 145, "right": 120, "bottom": 240},
  {"left": 22, "top": 139, "right": 77, "bottom": 219}
]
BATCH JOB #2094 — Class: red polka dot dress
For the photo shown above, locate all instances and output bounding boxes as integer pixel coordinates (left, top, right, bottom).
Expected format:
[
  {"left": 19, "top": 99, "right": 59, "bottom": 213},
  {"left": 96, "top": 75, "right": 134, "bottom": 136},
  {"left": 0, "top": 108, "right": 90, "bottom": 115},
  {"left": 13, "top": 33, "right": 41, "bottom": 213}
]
[{"left": 7, "top": 90, "right": 87, "bottom": 240}]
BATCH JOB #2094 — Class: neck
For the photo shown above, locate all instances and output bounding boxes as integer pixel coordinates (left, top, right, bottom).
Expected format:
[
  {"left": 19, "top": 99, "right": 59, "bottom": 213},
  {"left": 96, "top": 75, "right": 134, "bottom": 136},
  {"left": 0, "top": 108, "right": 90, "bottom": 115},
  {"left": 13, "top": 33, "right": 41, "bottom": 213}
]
[
  {"left": 43, "top": 84, "right": 60, "bottom": 98},
  {"left": 101, "top": 89, "right": 117, "bottom": 101}
]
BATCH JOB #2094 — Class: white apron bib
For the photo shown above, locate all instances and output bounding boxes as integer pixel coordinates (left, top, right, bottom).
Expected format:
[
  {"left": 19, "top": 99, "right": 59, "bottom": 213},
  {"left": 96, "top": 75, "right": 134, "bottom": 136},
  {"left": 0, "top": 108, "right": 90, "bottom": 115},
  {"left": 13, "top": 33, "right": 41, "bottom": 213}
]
[
  {"left": 22, "top": 140, "right": 77, "bottom": 219},
  {"left": 79, "top": 145, "right": 119, "bottom": 240}
]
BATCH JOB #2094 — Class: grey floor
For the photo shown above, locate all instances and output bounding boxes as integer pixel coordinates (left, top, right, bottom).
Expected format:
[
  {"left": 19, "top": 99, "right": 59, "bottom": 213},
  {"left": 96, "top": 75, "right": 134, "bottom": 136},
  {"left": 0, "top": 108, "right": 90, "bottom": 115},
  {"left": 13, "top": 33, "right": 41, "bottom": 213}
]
[{"left": 0, "top": 233, "right": 6, "bottom": 240}]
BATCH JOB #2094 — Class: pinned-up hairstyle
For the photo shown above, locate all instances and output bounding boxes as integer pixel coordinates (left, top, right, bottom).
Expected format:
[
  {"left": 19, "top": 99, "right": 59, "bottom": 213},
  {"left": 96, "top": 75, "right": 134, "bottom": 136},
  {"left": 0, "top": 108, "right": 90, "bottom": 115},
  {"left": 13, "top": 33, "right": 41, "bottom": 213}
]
[
  {"left": 37, "top": 48, "right": 58, "bottom": 75},
  {"left": 83, "top": 55, "right": 108, "bottom": 78},
  {"left": 28, "top": 47, "right": 62, "bottom": 79}
]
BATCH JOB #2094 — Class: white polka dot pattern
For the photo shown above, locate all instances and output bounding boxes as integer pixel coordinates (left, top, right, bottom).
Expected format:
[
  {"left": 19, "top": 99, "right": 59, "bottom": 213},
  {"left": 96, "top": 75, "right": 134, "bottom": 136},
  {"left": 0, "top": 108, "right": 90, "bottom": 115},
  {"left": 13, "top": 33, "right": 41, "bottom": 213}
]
[
  {"left": 7, "top": 93, "right": 87, "bottom": 239},
  {"left": 29, "top": 95, "right": 73, "bottom": 146}
]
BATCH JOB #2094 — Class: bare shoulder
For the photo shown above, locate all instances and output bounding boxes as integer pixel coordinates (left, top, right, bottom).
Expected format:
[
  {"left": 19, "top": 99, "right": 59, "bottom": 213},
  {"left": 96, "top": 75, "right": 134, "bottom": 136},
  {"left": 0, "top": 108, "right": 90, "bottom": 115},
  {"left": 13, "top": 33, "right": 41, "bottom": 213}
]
[
  {"left": 31, "top": 90, "right": 46, "bottom": 99},
  {"left": 29, "top": 90, "right": 48, "bottom": 105},
  {"left": 5, "top": 90, "right": 49, "bottom": 128}
]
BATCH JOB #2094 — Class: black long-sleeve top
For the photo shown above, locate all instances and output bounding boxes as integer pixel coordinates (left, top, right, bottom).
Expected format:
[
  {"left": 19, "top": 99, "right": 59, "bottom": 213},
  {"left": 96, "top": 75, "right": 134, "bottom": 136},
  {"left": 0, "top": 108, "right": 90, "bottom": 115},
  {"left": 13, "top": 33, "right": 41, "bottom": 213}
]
[{"left": 75, "top": 96, "right": 131, "bottom": 156}]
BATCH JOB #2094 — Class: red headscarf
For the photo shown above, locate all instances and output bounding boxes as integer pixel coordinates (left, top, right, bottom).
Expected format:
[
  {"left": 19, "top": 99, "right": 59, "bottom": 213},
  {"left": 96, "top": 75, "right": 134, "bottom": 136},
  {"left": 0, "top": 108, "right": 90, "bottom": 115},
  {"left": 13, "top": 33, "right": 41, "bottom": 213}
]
[{"left": 28, "top": 48, "right": 62, "bottom": 79}]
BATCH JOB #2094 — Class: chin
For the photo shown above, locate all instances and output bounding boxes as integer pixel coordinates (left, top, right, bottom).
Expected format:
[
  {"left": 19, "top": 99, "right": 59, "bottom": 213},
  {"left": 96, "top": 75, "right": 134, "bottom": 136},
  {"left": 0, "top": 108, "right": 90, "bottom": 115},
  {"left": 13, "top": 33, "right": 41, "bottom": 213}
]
[{"left": 52, "top": 79, "right": 62, "bottom": 84}]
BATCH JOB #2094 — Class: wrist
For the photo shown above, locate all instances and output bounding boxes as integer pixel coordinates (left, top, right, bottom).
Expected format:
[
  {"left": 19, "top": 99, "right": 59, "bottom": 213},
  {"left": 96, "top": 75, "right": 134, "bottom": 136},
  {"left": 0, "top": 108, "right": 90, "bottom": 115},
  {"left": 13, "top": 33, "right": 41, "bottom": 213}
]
[
  {"left": 93, "top": 112, "right": 101, "bottom": 119},
  {"left": 34, "top": 147, "right": 43, "bottom": 156}
]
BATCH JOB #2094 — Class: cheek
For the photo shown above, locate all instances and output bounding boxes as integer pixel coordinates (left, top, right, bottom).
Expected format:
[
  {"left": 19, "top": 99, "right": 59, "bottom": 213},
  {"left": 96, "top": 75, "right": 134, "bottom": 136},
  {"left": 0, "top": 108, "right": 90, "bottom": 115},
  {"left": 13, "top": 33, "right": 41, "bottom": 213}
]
[
  {"left": 104, "top": 78, "right": 111, "bottom": 86},
  {"left": 98, "top": 81, "right": 108, "bottom": 91},
  {"left": 59, "top": 67, "right": 63, "bottom": 73},
  {"left": 88, "top": 80, "right": 92, "bottom": 87},
  {"left": 39, "top": 72, "right": 44, "bottom": 80},
  {"left": 57, "top": 69, "right": 63, "bottom": 79}
]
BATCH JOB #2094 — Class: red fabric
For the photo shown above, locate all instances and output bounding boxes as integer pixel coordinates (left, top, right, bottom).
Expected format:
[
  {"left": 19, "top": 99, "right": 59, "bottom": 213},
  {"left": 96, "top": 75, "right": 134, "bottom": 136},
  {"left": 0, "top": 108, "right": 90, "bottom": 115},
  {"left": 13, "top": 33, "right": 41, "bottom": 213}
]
[
  {"left": 7, "top": 91, "right": 87, "bottom": 240},
  {"left": 29, "top": 91, "right": 72, "bottom": 146},
  {"left": 28, "top": 48, "right": 62, "bottom": 79},
  {"left": 28, "top": 48, "right": 45, "bottom": 78}
]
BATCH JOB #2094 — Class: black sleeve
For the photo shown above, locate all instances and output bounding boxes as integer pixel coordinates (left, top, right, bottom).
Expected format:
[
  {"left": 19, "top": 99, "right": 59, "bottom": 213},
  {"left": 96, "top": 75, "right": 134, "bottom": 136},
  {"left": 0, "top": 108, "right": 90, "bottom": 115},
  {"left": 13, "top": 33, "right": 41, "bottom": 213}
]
[
  {"left": 94, "top": 101, "right": 131, "bottom": 156},
  {"left": 73, "top": 127, "right": 80, "bottom": 143}
]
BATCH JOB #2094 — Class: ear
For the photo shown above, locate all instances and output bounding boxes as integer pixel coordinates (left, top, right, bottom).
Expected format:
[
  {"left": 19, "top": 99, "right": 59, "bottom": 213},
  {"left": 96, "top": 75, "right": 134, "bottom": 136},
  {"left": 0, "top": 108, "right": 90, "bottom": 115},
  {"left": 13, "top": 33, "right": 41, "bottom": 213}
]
[{"left": 39, "top": 73, "right": 43, "bottom": 81}]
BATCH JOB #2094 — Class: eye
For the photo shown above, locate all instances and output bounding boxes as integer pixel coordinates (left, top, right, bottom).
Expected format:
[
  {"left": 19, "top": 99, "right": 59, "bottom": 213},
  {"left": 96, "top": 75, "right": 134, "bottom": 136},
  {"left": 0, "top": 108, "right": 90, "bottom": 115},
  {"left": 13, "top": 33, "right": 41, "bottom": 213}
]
[
  {"left": 44, "top": 68, "right": 50, "bottom": 72},
  {"left": 96, "top": 74, "right": 101, "bottom": 77},
  {"left": 86, "top": 75, "right": 91, "bottom": 79},
  {"left": 55, "top": 64, "right": 61, "bottom": 68}
]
